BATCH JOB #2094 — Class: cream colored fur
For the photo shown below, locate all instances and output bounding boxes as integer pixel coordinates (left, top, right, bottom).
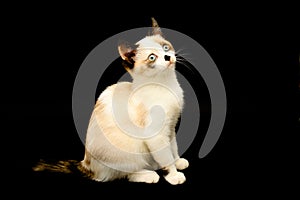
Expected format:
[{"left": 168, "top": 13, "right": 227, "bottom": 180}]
[{"left": 81, "top": 19, "right": 189, "bottom": 185}]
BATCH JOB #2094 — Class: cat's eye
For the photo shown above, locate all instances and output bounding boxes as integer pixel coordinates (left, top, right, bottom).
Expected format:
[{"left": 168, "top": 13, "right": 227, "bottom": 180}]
[
  {"left": 163, "top": 44, "right": 170, "bottom": 51},
  {"left": 148, "top": 54, "right": 157, "bottom": 62}
]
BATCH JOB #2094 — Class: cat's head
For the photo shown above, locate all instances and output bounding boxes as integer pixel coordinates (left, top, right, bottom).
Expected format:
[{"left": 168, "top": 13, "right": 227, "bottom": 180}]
[{"left": 118, "top": 18, "right": 176, "bottom": 78}]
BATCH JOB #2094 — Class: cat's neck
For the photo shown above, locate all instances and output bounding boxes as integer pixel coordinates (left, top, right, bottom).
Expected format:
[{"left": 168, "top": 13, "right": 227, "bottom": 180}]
[{"left": 132, "top": 69, "right": 179, "bottom": 89}]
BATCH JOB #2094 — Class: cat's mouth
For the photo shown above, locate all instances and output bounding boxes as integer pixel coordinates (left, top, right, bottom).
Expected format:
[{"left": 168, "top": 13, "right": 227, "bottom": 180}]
[
  {"left": 168, "top": 62, "right": 175, "bottom": 68},
  {"left": 167, "top": 58, "right": 176, "bottom": 68}
]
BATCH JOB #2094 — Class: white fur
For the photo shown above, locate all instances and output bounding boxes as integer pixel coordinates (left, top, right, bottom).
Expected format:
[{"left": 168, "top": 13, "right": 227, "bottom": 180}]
[{"left": 81, "top": 33, "right": 189, "bottom": 185}]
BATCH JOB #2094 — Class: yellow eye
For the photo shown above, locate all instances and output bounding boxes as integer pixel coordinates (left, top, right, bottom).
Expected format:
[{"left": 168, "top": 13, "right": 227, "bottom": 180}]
[
  {"left": 148, "top": 54, "right": 157, "bottom": 61},
  {"left": 163, "top": 44, "right": 170, "bottom": 51}
]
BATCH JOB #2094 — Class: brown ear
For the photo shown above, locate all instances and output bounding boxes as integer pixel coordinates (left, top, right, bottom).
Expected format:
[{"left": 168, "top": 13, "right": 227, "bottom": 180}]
[
  {"left": 118, "top": 41, "right": 134, "bottom": 60},
  {"left": 151, "top": 17, "right": 163, "bottom": 36},
  {"left": 118, "top": 41, "right": 137, "bottom": 70}
]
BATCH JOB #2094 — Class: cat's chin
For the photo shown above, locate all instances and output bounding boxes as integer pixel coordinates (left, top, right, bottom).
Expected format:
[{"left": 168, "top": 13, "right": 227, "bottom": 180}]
[
  {"left": 165, "top": 65, "right": 175, "bottom": 72},
  {"left": 168, "top": 63, "right": 176, "bottom": 68}
]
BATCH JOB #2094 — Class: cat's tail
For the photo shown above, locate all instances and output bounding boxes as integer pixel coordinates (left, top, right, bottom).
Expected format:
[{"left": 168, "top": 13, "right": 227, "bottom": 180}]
[{"left": 32, "top": 159, "right": 93, "bottom": 178}]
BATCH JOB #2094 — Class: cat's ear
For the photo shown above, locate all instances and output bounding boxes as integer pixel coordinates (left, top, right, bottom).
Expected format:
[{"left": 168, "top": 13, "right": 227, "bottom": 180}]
[
  {"left": 151, "top": 17, "right": 163, "bottom": 36},
  {"left": 118, "top": 41, "right": 137, "bottom": 60},
  {"left": 118, "top": 41, "right": 137, "bottom": 70}
]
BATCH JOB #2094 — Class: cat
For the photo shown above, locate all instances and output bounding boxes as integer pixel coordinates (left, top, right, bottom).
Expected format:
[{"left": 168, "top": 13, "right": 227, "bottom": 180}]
[{"left": 34, "top": 18, "right": 189, "bottom": 185}]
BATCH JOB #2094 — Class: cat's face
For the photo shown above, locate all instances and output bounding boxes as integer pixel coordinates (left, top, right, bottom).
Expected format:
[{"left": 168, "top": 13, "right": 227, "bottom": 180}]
[
  {"left": 133, "top": 35, "right": 176, "bottom": 77},
  {"left": 118, "top": 18, "right": 176, "bottom": 78}
]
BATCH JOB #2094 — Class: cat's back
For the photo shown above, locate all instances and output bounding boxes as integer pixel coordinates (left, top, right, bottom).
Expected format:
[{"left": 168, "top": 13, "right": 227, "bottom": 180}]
[{"left": 98, "top": 81, "right": 132, "bottom": 104}]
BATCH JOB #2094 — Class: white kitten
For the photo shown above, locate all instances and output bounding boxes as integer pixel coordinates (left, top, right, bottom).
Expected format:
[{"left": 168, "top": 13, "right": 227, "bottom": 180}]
[{"left": 81, "top": 18, "right": 189, "bottom": 185}]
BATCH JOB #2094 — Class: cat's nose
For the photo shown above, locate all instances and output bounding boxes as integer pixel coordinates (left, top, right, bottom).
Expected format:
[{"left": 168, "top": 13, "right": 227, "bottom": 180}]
[{"left": 164, "top": 55, "right": 171, "bottom": 61}]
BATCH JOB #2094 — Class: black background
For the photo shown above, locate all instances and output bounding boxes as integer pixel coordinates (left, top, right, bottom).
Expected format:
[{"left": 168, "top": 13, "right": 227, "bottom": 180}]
[{"left": 4, "top": 2, "right": 299, "bottom": 198}]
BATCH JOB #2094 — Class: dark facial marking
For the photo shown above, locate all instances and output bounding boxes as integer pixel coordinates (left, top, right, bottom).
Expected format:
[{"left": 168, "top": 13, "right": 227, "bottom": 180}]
[
  {"left": 122, "top": 50, "right": 136, "bottom": 70},
  {"left": 164, "top": 55, "right": 170, "bottom": 61}
]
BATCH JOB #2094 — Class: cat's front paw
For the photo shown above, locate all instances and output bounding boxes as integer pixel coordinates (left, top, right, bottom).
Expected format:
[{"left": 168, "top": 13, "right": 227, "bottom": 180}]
[
  {"left": 164, "top": 172, "right": 186, "bottom": 185},
  {"left": 175, "top": 158, "right": 189, "bottom": 170}
]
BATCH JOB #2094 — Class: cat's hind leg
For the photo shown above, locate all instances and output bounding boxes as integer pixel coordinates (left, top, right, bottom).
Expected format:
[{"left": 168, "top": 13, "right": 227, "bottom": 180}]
[{"left": 127, "top": 170, "right": 160, "bottom": 184}]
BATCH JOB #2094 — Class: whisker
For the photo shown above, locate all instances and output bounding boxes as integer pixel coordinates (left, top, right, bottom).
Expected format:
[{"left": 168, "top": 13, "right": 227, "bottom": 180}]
[
  {"left": 176, "top": 54, "right": 192, "bottom": 62},
  {"left": 176, "top": 48, "right": 190, "bottom": 56},
  {"left": 175, "top": 48, "right": 185, "bottom": 54},
  {"left": 176, "top": 54, "right": 190, "bottom": 59},
  {"left": 176, "top": 59, "right": 197, "bottom": 74},
  {"left": 176, "top": 50, "right": 191, "bottom": 59}
]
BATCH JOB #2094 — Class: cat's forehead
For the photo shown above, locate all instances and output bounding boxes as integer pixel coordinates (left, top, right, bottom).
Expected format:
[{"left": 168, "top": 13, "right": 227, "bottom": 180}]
[{"left": 136, "top": 35, "right": 174, "bottom": 50}]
